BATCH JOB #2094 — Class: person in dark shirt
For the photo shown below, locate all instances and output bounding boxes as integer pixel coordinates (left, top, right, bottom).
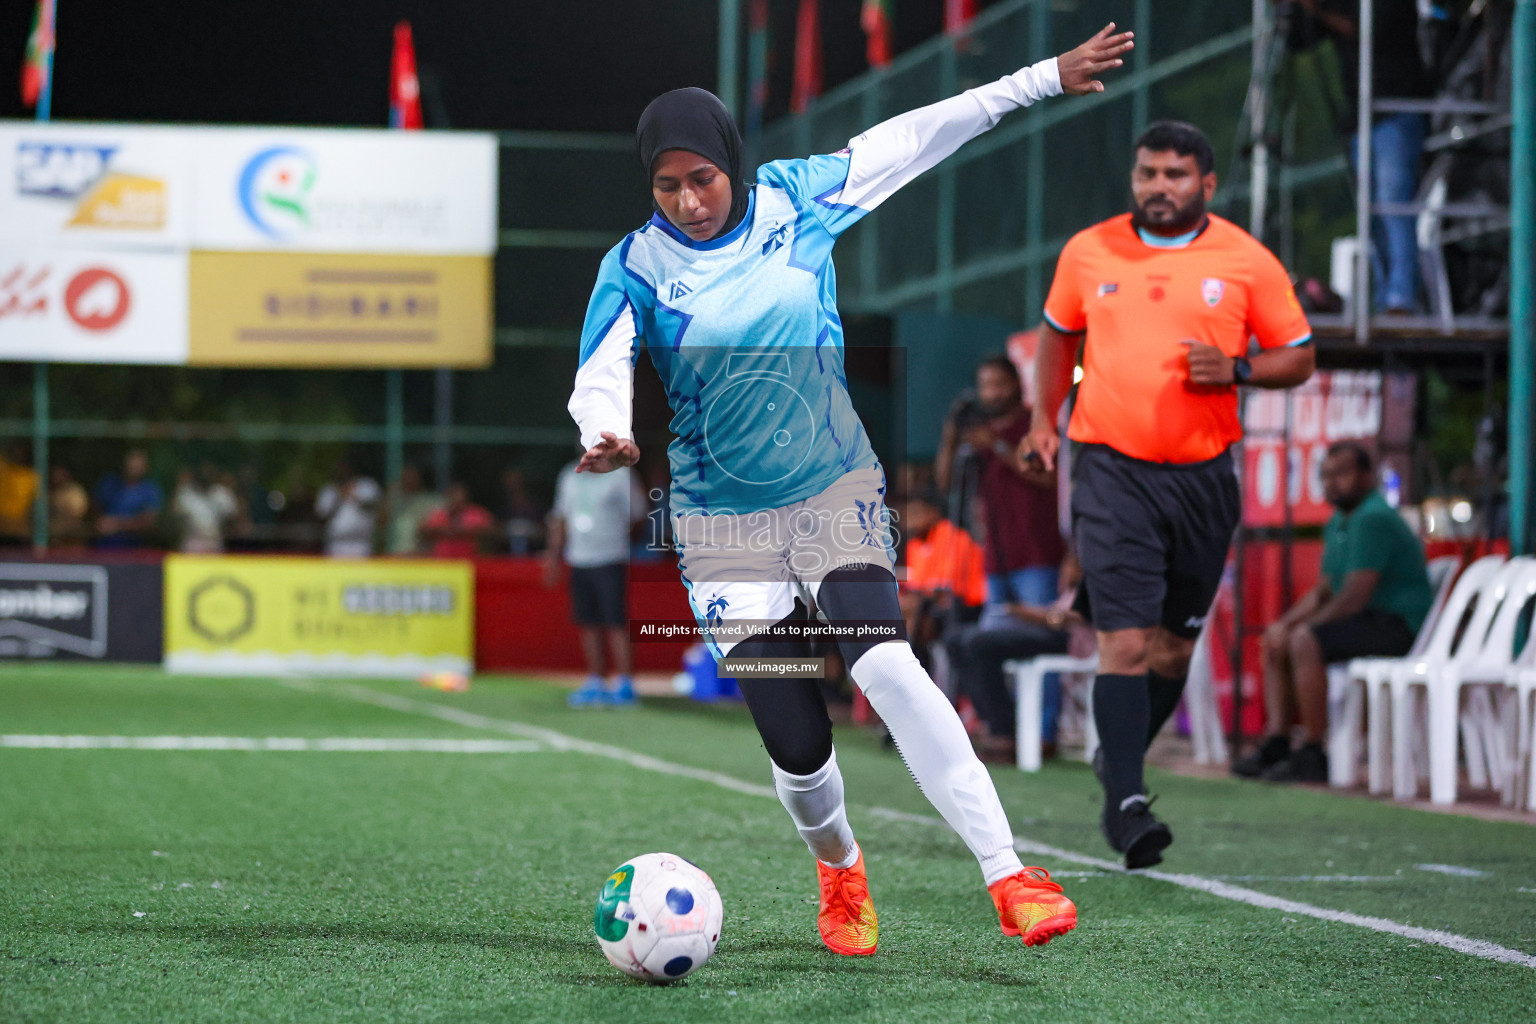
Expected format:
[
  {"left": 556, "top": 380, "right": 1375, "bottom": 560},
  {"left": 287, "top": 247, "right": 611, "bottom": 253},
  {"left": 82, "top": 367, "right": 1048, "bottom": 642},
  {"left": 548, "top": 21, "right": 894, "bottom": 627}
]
[
  {"left": 938, "top": 355, "right": 1065, "bottom": 606},
  {"left": 1296, "top": 0, "right": 1435, "bottom": 312},
  {"left": 1235, "top": 442, "right": 1433, "bottom": 782},
  {"left": 939, "top": 355, "right": 1069, "bottom": 759},
  {"left": 95, "top": 448, "right": 163, "bottom": 549}
]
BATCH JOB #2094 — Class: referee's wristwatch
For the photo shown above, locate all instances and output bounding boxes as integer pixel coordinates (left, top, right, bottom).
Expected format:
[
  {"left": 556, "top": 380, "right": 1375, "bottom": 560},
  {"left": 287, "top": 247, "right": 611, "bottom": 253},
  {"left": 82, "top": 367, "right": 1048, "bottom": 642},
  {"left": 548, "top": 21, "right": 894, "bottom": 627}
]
[{"left": 1232, "top": 356, "right": 1254, "bottom": 385}]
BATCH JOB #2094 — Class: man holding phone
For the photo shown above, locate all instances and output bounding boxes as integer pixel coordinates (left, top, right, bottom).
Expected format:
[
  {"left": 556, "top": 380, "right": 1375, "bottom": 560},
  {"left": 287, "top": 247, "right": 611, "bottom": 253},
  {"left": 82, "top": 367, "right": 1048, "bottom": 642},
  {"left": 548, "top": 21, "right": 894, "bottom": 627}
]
[{"left": 1020, "top": 121, "right": 1314, "bottom": 868}]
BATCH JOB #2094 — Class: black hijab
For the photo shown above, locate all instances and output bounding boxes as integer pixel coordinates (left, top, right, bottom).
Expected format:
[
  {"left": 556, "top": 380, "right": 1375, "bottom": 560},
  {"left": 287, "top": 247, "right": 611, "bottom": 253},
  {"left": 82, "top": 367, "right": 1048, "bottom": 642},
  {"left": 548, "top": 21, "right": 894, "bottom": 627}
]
[{"left": 636, "top": 88, "right": 752, "bottom": 239}]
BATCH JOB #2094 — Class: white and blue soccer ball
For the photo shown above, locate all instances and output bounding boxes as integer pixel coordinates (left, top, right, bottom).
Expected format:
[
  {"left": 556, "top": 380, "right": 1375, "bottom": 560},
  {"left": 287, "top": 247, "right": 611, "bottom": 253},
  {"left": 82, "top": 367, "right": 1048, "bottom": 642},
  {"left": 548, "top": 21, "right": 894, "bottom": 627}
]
[{"left": 593, "top": 852, "right": 723, "bottom": 983}]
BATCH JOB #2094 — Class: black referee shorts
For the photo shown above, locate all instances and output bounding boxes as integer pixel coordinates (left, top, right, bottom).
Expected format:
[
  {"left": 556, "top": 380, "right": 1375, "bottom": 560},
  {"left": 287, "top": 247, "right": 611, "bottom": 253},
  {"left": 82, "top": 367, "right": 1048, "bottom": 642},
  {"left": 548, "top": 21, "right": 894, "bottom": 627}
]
[
  {"left": 1071, "top": 443, "right": 1240, "bottom": 640},
  {"left": 570, "top": 562, "right": 628, "bottom": 627}
]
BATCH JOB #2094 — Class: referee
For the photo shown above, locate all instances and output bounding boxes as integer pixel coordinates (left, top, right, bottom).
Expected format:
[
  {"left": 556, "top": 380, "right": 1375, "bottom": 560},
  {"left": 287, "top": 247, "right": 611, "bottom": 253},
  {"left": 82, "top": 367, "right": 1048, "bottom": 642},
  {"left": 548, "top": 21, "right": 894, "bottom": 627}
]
[{"left": 1022, "top": 121, "right": 1314, "bottom": 869}]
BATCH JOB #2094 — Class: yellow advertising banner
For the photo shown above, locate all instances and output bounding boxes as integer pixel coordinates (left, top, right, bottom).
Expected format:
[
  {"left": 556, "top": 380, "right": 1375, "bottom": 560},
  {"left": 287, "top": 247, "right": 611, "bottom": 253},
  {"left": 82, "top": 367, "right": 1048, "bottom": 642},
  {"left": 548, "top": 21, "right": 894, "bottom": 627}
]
[
  {"left": 187, "top": 251, "right": 492, "bottom": 367},
  {"left": 164, "top": 555, "right": 474, "bottom": 677}
]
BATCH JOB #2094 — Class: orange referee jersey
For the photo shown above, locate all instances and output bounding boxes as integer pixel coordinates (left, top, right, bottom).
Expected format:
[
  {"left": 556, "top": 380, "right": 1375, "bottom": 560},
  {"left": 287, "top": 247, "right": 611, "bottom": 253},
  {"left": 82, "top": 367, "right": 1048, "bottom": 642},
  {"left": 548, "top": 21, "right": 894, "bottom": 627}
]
[{"left": 1043, "top": 213, "right": 1312, "bottom": 464}]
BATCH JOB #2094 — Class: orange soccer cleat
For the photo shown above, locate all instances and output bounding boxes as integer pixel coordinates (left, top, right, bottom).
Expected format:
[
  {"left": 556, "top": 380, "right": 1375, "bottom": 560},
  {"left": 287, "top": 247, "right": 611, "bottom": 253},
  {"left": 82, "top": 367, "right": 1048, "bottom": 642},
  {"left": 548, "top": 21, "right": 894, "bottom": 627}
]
[
  {"left": 816, "top": 849, "right": 879, "bottom": 956},
  {"left": 988, "top": 867, "right": 1077, "bottom": 947}
]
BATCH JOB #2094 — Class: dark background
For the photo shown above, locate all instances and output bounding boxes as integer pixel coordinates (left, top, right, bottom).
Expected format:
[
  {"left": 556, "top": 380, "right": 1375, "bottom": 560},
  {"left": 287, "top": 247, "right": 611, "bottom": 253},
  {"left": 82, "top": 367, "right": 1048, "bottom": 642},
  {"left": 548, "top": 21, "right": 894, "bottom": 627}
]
[{"left": 0, "top": 1, "right": 971, "bottom": 131}]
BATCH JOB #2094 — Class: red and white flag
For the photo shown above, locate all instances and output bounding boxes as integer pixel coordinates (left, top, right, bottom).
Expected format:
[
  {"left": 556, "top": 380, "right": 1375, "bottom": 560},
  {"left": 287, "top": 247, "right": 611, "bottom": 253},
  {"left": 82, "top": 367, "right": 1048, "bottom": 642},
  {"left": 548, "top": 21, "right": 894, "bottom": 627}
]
[
  {"left": 791, "top": 0, "right": 822, "bottom": 114},
  {"left": 389, "top": 20, "right": 423, "bottom": 130},
  {"left": 861, "top": 0, "right": 893, "bottom": 69},
  {"left": 944, "top": 0, "right": 978, "bottom": 35}
]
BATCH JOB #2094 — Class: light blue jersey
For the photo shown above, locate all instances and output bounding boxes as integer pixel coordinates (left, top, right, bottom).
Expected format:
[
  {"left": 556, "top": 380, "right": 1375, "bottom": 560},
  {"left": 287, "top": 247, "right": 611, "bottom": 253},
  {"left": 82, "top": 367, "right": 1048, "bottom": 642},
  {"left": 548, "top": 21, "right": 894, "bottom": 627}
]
[
  {"left": 581, "top": 155, "right": 876, "bottom": 515},
  {"left": 568, "top": 59, "right": 1064, "bottom": 516}
]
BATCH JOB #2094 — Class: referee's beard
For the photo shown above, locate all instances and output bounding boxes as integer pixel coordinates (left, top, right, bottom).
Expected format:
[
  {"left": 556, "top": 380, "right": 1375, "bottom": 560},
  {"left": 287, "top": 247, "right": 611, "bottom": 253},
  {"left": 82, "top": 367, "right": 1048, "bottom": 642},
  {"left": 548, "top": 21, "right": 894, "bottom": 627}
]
[{"left": 1129, "top": 191, "right": 1206, "bottom": 236}]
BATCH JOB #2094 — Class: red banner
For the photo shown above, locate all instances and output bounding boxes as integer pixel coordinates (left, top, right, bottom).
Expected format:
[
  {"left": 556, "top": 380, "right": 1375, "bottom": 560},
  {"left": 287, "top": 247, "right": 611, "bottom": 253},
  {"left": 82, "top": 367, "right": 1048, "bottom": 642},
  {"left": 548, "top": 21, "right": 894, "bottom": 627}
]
[{"left": 1242, "top": 370, "right": 1415, "bottom": 527}]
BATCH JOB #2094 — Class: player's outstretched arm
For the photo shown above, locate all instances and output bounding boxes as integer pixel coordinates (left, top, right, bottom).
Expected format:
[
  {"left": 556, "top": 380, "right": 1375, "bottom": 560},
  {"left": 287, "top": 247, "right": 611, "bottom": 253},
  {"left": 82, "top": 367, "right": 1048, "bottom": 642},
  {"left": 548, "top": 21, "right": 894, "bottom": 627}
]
[
  {"left": 824, "top": 26, "right": 1132, "bottom": 220},
  {"left": 1058, "top": 23, "right": 1136, "bottom": 95}
]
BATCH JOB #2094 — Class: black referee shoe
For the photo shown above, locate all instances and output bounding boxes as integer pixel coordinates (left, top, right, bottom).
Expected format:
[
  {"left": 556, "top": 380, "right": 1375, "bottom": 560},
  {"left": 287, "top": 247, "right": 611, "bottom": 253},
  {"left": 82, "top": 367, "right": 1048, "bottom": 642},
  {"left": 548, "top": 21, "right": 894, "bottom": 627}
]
[{"left": 1101, "top": 794, "right": 1173, "bottom": 870}]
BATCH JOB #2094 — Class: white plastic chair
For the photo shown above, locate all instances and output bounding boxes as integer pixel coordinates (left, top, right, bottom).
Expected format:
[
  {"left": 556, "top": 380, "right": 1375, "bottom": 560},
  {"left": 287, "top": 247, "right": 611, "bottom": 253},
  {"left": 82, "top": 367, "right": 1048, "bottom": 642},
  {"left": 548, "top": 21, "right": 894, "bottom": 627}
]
[
  {"left": 1504, "top": 638, "right": 1536, "bottom": 811},
  {"left": 1389, "top": 556, "right": 1535, "bottom": 803},
  {"left": 1007, "top": 628, "right": 1226, "bottom": 772},
  {"left": 1359, "top": 554, "right": 1505, "bottom": 796},
  {"left": 1007, "top": 653, "right": 1098, "bottom": 772},
  {"left": 1328, "top": 554, "right": 1461, "bottom": 788},
  {"left": 1430, "top": 558, "right": 1536, "bottom": 803},
  {"left": 1182, "top": 628, "right": 1228, "bottom": 766}
]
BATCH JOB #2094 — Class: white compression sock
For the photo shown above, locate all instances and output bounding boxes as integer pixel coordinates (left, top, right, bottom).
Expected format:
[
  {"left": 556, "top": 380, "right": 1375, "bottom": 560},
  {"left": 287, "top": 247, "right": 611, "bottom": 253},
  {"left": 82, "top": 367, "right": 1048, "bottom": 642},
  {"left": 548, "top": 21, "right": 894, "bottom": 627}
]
[
  {"left": 850, "top": 642, "right": 1024, "bottom": 885},
  {"left": 771, "top": 749, "right": 859, "bottom": 869}
]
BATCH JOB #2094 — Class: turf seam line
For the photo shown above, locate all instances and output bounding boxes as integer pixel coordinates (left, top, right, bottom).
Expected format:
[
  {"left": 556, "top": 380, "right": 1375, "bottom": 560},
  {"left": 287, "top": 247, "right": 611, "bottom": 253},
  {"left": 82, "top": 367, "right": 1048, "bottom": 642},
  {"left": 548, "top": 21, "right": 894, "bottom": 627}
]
[
  {"left": 0, "top": 735, "right": 545, "bottom": 753},
  {"left": 284, "top": 679, "right": 1536, "bottom": 971}
]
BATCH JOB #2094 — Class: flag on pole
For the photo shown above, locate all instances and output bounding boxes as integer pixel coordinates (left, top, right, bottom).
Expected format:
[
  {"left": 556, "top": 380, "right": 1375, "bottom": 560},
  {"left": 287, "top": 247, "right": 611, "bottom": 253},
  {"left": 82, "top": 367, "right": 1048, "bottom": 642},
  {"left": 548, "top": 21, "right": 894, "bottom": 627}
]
[
  {"left": 861, "top": 0, "right": 893, "bottom": 69},
  {"left": 746, "top": 0, "right": 770, "bottom": 138},
  {"left": 791, "top": 0, "right": 822, "bottom": 114},
  {"left": 389, "top": 20, "right": 423, "bottom": 130},
  {"left": 20, "top": 0, "right": 56, "bottom": 114},
  {"left": 944, "top": 0, "right": 978, "bottom": 35}
]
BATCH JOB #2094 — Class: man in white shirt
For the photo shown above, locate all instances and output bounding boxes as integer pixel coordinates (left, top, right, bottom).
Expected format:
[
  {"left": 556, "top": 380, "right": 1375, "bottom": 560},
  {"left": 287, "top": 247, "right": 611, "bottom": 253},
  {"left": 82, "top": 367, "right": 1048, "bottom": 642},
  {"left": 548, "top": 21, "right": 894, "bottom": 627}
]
[
  {"left": 173, "top": 465, "right": 239, "bottom": 554},
  {"left": 316, "top": 462, "right": 382, "bottom": 559},
  {"left": 544, "top": 456, "right": 648, "bottom": 706}
]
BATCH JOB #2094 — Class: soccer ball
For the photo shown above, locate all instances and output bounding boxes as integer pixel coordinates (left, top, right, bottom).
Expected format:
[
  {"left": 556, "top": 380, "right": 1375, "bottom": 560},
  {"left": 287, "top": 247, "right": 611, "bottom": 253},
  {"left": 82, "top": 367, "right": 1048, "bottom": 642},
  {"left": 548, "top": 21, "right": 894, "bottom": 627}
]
[{"left": 593, "top": 852, "right": 723, "bottom": 983}]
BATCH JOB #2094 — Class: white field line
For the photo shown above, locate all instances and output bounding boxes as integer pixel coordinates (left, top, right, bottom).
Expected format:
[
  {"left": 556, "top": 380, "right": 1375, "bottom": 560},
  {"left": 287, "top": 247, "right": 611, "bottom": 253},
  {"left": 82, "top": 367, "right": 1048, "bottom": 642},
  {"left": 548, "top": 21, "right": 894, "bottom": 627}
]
[
  {"left": 1, "top": 734, "right": 544, "bottom": 753},
  {"left": 283, "top": 679, "right": 1536, "bottom": 970},
  {"left": 1415, "top": 863, "right": 1490, "bottom": 878},
  {"left": 274, "top": 679, "right": 778, "bottom": 799}
]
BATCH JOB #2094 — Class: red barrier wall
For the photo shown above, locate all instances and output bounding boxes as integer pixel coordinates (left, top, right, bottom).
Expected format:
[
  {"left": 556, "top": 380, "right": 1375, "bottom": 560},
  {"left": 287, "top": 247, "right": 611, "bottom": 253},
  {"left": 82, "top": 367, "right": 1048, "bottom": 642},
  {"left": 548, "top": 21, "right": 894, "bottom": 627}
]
[
  {"left": 1207, "top": 539, "right": 1324, "bottom": 737},
  {"left": 474, "top": 557, "right": 696, "bottom": 672}
]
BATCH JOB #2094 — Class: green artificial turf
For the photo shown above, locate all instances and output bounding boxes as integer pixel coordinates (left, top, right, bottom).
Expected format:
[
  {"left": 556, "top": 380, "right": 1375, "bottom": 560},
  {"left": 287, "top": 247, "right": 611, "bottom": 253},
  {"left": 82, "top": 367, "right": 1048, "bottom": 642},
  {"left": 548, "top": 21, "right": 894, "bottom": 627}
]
[{"left": 2, "top": 664, "right": 1534, "bottom": 1023}]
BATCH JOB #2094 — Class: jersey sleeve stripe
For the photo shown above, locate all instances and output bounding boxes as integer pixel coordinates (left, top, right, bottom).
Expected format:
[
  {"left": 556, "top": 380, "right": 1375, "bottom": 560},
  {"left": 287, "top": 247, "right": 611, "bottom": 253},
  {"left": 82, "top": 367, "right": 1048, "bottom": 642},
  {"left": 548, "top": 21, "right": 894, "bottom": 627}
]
[
  {"left": 1284, "top": 332, "right": 1314, "bottom": 347},
  {"left": 1042, "top": 310, "right": 1079, "bottom": 334}
]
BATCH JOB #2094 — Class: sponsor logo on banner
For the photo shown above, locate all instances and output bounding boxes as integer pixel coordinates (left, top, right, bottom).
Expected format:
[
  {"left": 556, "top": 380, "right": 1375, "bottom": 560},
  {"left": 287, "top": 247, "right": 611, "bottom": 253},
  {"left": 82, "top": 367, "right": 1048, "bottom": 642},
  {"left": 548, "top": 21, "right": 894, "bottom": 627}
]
[
  {"left": 195, "top": 129, "right": 496, "bottom": 254},
  {"left": 237, "top": 146, "right": 317, "bottom": 240},
  {"left": 0, "top": 264, "right": 49, "bottom": 321},
  {"left": 163, "top": 555, "right": 474, "bottom": 677},
  {"left": 0, "top": 248, "right": 188, "bottom": 364},
  {"left": 63, "top": 267, "right": 131, "bottom": 330},
  {"left": 16, "top": 141, "right": 167, "bottom": 231},
  {"left": 0, "top": 564, "right": 108, "bottom": 658},
  {"left": 231, "top": 140, "right": 447, "bottom": 244},
  {"left": 188, "top": 251, "right": 490, "bottom": 367}
]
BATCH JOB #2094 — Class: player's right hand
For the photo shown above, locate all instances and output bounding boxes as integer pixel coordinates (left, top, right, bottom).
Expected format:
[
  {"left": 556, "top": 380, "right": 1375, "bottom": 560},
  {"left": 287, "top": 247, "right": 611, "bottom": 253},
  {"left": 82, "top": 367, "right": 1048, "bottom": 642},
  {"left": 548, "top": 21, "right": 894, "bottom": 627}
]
[
  {"left": 1057, "top": 23, "right": 1134, "bottom": 96},
  {"left": 576, "top": 431, "right": 640, "bottom": 474},
  {"left": 1018, "top": 427, "right": 1059, "bottom": 473}
]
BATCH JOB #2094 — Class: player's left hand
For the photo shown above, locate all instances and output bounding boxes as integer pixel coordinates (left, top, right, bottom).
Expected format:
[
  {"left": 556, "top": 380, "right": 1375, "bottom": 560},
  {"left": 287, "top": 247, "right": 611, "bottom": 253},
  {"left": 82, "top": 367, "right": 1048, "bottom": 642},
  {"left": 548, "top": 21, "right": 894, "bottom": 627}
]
[
  {"left": 576, "top": 431, "right": 640, "bottom": 474},
  {"left": 1057, "top": 23, "right": 1134, "bottom": 96},
  {"left": 1181, "top": 340, "right": 1236, "bottom": 386}
]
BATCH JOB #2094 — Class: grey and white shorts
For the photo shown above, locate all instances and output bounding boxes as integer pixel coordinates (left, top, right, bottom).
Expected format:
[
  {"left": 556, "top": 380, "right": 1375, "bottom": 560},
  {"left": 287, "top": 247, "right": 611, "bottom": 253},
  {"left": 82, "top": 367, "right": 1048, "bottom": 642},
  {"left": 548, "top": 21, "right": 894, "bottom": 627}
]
[{"left": 673, "top": 466, "right": 895, "bottom": 657}]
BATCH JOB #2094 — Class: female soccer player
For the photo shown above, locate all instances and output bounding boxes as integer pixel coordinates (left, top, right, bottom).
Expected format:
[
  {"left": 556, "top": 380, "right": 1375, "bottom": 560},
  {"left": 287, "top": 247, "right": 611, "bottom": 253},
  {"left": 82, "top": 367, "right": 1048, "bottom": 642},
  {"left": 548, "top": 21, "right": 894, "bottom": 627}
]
[{"left": 568, "top": 24, "right": 1132, "bottom": 954}]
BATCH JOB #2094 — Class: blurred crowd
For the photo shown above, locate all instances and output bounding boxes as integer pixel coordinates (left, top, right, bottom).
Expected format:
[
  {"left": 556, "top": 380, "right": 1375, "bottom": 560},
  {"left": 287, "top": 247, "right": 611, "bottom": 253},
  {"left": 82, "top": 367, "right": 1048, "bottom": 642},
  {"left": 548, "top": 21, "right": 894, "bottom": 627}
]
[{"left": 0, "top": 440, "right": 669, "bottom": 561}]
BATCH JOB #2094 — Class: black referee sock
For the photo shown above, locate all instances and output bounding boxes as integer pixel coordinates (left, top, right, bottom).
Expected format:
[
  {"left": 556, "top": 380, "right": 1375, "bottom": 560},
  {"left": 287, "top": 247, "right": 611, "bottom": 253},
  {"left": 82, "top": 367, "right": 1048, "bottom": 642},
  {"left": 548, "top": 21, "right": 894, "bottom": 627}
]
[
  {"left": 1146, "top": 670, "right": 1188, "bottom": 750},
  {"left": 1092, "top": 673, "right": 1149, "bottom": 803}
]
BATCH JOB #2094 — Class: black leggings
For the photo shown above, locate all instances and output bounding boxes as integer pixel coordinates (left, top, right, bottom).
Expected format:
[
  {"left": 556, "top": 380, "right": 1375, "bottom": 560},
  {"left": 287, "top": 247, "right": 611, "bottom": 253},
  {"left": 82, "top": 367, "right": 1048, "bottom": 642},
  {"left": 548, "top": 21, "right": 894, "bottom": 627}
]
[{"left": 732, "top": 563, "right": 908, "bottom": 777}]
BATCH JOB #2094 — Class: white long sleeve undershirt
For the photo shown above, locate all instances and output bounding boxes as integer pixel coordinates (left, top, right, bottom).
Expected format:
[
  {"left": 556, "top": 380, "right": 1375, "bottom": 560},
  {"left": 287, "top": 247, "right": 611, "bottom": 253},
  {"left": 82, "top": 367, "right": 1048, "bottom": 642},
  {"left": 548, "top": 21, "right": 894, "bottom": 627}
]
[{"left": 567, "top": 58, "right": 1062, "bottom": 452}]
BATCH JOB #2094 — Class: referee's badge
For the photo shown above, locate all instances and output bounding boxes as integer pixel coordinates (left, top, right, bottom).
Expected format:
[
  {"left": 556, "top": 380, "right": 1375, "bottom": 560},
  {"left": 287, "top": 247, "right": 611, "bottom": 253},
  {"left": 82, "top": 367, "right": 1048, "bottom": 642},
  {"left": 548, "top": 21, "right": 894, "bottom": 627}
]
[{"left": 1202, "top": 278, "right": 1225, "bottom": 307}]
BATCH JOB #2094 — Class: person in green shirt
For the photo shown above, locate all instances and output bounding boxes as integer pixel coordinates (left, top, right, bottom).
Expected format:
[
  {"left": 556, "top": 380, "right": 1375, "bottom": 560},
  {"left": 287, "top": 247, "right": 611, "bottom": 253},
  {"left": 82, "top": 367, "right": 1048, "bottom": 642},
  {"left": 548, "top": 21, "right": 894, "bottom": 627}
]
[{"left": 1234, "top": 441, "right": 1433, "bottom": 783}]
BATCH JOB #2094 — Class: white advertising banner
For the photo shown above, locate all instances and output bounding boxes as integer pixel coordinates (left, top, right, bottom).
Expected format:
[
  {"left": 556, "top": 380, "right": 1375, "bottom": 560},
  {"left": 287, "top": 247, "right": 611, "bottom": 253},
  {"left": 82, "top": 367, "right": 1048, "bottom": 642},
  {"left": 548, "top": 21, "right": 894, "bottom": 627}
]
[
  {"left": 0, "top": 122, "right": 194, "bottom": 250},
  {"left": 0, "top": 247, "right": 189, "bottom": 364},
  {"left": 192, "top": 128, "right": 497, "bottom": 255}
]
